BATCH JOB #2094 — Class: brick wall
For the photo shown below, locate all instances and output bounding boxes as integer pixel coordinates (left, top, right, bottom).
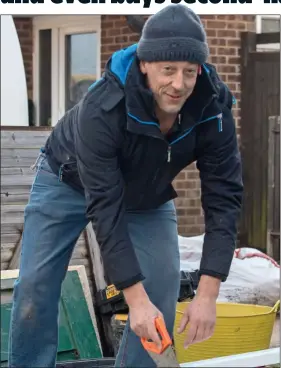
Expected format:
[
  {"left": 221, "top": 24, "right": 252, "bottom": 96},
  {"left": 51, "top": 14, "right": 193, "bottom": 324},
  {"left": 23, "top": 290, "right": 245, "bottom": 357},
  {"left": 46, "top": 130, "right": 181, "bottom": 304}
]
[
  {"left": 13, "top": 17, "right": 33, "bottom": 99},
  {"left": 101, "top": 15, "right": 255, "bottom": 236}
]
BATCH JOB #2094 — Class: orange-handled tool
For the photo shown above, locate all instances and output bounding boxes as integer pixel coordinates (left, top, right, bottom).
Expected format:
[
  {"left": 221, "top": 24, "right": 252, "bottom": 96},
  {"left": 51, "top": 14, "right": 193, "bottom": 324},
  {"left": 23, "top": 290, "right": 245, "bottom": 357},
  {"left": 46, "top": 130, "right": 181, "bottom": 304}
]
[{"left": 141, "top": 317, "right": 180, "bottom": 367}]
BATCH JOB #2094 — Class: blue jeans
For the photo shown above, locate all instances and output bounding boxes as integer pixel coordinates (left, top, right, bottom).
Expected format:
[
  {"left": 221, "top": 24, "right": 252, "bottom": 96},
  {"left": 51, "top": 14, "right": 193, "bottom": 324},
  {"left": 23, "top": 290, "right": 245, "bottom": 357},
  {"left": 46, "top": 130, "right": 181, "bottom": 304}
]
[{"left": 8, "top": 153, "right": 180, "bottom": 368}]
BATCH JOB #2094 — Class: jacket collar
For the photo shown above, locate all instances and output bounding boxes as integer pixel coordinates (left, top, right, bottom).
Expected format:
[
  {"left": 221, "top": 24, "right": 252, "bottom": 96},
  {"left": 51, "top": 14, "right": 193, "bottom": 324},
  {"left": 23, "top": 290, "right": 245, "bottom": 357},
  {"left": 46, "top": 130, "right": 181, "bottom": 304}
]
[{"left": 124, "top": 58, "right": 220, "bottom": 139}]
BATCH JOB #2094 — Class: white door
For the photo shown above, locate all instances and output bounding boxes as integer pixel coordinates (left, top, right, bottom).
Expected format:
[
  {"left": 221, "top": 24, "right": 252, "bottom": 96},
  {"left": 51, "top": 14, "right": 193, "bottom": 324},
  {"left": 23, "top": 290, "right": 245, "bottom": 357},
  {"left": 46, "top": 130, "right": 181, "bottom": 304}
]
[
  {"left": 33, "top": 16, "right": 101, "bottom": 127},
  {"left": 1, "top": 15, "right": 29, "bottom": 126}
]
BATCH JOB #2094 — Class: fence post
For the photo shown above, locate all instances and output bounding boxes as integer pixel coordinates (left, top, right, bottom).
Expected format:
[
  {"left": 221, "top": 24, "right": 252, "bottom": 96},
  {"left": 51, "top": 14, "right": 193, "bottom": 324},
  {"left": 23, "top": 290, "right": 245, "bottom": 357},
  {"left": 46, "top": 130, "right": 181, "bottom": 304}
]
[
  {"left": 239, "top": 32, "right": 257, "bottom": 246},
  {"left": 267, "top": 116, "right": 280, "bottom": 261}
]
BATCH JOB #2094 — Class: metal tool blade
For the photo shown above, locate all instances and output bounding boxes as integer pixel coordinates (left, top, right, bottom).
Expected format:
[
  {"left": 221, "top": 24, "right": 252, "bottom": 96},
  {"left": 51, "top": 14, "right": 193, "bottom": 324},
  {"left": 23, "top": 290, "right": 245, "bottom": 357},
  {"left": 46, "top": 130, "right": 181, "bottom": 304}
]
[{"left": 147, "top": 345, "right": 180, "bottom": 367}]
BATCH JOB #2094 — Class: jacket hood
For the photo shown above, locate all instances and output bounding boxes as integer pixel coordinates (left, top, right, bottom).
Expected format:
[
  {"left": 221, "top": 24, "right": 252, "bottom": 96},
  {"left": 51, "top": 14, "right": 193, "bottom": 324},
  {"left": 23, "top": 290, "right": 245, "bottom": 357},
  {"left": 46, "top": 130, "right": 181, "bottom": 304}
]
[
  {"left": 106, "top": 44, "right": 138, "bottom": 87},
  {"left": 104, "top": 44, "right": 235, "bottom": 110},
  {"left": 202, "top": 63, "right": 236, "bottom": 110}
]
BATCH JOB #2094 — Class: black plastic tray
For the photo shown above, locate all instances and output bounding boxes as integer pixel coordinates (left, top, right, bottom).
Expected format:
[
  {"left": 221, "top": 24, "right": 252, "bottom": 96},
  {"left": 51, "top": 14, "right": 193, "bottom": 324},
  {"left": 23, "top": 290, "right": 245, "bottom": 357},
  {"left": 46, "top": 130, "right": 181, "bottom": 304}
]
[{"left": 56, "top": 358, "right": 115, "bottom": 368}]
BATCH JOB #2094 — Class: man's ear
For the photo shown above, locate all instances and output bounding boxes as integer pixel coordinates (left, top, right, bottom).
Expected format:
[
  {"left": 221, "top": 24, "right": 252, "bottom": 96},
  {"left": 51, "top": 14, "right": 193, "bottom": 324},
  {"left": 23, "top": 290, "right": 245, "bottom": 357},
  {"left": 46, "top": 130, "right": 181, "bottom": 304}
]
[{"left": 139, "top": 61, "right": 147, "bottom": 75}]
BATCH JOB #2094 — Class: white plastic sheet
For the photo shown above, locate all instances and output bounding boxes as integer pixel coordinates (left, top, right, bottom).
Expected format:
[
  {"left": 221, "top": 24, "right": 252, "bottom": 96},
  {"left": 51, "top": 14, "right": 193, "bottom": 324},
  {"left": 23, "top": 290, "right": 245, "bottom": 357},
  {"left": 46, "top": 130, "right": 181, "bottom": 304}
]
[{"left": 178, "top": 234, "right": 280, "bottom": 307}]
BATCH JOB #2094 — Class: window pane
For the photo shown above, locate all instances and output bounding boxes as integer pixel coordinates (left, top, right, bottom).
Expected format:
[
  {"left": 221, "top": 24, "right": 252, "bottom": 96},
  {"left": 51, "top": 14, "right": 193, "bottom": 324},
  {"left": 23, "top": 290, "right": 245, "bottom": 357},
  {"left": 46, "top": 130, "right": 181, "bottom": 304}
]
[
  {"left": 65, "top": 32, "right": 97, "bottom": 111},
  {"left": 39, "top": 29, "right": 52, "bottom": 126},
  {"left": 261, "top": 17, "right": 280, "bottom": 33}
]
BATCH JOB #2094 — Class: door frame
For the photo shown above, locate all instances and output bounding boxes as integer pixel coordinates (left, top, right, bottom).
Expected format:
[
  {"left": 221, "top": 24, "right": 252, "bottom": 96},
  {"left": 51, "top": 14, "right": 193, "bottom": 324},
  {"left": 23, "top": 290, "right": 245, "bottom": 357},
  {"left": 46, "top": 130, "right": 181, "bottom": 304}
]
[
  {"left": 255, "top": 15, "right": 280, "bottom": 51},
  {"left": 33, "top": 15, "right": 101, "bottom": 126}
]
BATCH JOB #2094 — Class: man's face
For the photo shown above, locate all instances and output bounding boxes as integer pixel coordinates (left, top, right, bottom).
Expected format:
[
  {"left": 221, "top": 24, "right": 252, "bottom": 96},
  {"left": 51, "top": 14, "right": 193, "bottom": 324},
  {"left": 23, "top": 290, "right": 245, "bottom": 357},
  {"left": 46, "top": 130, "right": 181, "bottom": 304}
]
[{"left": 140, "top": 61, "right": 198, "bottom": 115}]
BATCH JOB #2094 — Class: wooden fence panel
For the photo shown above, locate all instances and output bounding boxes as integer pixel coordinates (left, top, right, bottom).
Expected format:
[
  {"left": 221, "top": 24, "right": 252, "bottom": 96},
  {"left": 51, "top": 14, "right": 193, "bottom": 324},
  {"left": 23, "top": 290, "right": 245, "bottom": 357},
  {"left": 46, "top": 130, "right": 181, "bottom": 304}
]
[
  {"left": 239, "top": 31, "right": 280, "bottom": 256},
  {"left": 0, "top": 128, "right": 96, "bottom": 292}
]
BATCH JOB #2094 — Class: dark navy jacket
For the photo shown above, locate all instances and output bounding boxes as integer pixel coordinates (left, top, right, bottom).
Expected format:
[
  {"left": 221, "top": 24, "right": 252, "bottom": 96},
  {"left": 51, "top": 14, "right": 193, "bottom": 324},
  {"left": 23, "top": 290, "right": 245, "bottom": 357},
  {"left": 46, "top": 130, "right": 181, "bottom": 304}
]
[{"left": 45, "top": 44, "right": 243, "bottom": 290}]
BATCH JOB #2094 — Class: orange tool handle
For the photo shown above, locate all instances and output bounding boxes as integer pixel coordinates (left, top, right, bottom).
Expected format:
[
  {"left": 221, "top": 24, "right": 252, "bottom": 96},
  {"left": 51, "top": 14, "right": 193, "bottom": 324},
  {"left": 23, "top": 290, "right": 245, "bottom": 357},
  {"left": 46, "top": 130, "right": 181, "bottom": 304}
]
[{"left": 141, "top": 316, "right": 172, "bottom": 354}]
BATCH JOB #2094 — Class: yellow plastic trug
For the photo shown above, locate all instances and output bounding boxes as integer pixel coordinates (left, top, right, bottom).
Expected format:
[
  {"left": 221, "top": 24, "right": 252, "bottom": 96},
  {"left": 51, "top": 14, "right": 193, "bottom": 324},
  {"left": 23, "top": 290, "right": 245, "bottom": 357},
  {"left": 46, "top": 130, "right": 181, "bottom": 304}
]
[{"left": 173, "top": 300, "right": 280, "bottom": 364}]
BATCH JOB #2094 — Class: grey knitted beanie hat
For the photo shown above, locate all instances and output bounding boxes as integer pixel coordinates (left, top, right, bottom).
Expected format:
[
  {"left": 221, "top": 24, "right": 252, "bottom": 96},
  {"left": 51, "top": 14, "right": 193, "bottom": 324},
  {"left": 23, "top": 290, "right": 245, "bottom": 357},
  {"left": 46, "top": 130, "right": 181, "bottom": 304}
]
[{"left": 136, "top": 4, "right": 209, "bottom": 65}]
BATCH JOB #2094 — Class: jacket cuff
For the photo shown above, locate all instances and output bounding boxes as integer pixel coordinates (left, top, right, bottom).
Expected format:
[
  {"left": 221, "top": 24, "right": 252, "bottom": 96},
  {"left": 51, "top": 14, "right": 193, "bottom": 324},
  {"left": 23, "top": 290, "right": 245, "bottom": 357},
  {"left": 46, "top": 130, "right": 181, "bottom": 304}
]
[
  {"left": 198, "top": 269, "right": 227, "bottom": 282},
  {"left": 199, "top": 234, "right": 236, "bottom": 282},
  {"left": 115, "top": 273, "right": 145, "bottom": 291},
  {"left": 102, "top": 244, "right": 146, "bottom": 291}
]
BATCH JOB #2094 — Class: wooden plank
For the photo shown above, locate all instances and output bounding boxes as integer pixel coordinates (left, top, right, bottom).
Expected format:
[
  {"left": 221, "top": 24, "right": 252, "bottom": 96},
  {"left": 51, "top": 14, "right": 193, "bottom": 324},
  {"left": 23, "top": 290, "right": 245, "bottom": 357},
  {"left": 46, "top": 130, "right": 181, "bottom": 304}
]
[
  {"left": 1, "top": 234, "right": 22, "bottom": 245},
  {"left": 72, "top": 246, "right": 88, "bottom": 259},
  {"left": 0, "top": 135, "right": 49, "bottom": 144},
  {"left": 61, "top": 270, "right": 102, "bottom": 359},
  {"left": 1, "top": 278, "right": 15, "bottom": 290},
  {"left": 1, "top": 263, "right": 9, "bottom": 270},
  {"left": 8, "top": 232, "right": 23, "bottom": 270},
  {"left": 271, "top": 116, "right": 280, "bottom": 261},
  {"left": 1, "top": 190, "right": 31, "bottom": 201},
  {"left": 1, "top": 137, "right": 48, "bottom": 147},
  {"left": 85, "top": 269, "right": 93, "bottom": 280},
  {"left": 1, "top": 187, "right": 31, "bottom": 196},
  {"left": 0, "top": 266, "right": 103, "bottom": 364},
  {"left": 1, "top": 249, "right": 13, "bottom": 263},
  {"left": 1, "top": 157, "right": 39, "bottom": 168},
  {"left": 0, "top": 240, "right": 91, "bottom": 273},
  {"left": 1, "top": 148, "right": 41, "bottom": 159},
  {"left": 1, "top": 129, "right": 51, "bottom": 138},
  {"left": 1, "top": 167, "right": 34, "bottom": 176},
  {"left": 250, "top": 51, "right": 280, "bottom": 63},
  {"left": 69, "top": 258, "right": 90, "bottom": 268},
  {"left": 1, "top": 214, "right": 24, "bottom": 225},
  {"left": 1, "top": 143, "right": 46, "bottom": 150},
  {"left": 1, "top": 193, "right": 30, "bottom": 205},
  {"left": 1, "top": 126, "right": 52, "bottom": 131},
  {"left": 1, "top": 204, "right": 26, "bottom": 215},
  {"left": 1, "top": 223, "right": 23, "bottom": 234},
  {"left": 0, "top": 265, "right": 100, "bottom": 344},
  {"left": 0, "top": 243, "right": 15, "bottom": 252},
  {"left": 1, "top": 137, "right": 48, "bottom": 149},
  {"left": 85, "top": 224, "right": 107, "bottom": 291},
  {"left": 267, "top": 116, "right": 275, "bottom": 258},
  {"left": 75, "top": 231, "right": 96, "bottom": 300},
  {"left": 1, "top": 175, "right": 34, "bottom": 187}
]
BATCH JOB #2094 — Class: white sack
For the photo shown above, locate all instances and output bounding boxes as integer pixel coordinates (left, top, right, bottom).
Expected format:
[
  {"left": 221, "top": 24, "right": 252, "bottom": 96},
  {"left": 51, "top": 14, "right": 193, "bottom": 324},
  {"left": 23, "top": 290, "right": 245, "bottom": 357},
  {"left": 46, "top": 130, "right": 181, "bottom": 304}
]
[{"left": 178, "top": 234, "right": 280, "bottom": 307}]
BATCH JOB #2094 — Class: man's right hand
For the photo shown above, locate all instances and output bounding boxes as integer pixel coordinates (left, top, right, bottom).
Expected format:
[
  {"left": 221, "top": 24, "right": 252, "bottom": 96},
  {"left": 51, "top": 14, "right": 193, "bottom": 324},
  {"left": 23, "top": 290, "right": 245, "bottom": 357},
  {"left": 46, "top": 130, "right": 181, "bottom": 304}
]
[{"left": 123, "top": 282, "right": 164, "bottom": 349}]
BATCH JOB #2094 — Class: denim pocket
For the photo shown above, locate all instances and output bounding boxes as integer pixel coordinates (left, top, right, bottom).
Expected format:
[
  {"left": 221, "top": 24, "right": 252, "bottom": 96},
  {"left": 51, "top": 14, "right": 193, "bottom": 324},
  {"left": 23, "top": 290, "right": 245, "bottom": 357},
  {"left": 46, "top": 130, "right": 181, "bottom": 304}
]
[{"left": 39, "top": 158, "right": 56, "bottom": 176}]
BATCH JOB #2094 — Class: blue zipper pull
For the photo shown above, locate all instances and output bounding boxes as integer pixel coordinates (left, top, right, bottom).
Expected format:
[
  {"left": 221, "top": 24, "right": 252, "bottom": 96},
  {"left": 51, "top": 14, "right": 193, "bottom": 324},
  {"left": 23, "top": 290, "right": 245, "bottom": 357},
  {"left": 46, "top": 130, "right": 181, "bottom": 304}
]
[
  {"left": 167, "top": 146, "right": 171, "bottom": 162},
  {"left": 217, "top": 113, "right": 223, "bottom": 132}
]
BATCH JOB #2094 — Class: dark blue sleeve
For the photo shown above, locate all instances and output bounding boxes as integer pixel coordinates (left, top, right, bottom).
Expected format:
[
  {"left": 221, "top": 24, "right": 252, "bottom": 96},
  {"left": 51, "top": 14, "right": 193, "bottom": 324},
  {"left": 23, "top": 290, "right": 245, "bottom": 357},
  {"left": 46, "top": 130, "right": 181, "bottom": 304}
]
[
  {"left": 75, "top": 99, "right": 145, "bottom": 290},
  {"left": 196, "top": 106, "right": 243, "bottom": 281}
]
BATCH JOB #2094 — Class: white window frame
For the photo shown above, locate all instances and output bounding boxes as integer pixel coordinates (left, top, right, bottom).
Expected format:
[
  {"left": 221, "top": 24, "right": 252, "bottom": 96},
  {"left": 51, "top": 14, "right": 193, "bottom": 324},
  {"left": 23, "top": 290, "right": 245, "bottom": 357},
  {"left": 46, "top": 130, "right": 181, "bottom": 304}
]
[
  {"left": 33, "top": 16, "right": 101, "bottom": 126},
  {"left": 256, "top": 15, "right": 280, "bottom": 51}
]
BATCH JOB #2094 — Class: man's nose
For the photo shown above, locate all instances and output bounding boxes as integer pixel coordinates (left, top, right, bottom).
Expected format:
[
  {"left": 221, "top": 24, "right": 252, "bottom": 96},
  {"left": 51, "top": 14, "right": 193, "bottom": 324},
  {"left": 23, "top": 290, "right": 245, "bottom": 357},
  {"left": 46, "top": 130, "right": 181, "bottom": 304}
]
[{"left": 171, "top": 72, "right": 185, "bottom": 91}]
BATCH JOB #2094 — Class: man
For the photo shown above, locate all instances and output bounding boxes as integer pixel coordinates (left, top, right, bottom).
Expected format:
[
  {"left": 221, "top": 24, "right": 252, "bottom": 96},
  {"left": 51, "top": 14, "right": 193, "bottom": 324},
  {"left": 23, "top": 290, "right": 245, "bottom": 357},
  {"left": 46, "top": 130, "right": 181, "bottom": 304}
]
[{"left": 8, "top": 4, "right": 243, "bottom": 368}]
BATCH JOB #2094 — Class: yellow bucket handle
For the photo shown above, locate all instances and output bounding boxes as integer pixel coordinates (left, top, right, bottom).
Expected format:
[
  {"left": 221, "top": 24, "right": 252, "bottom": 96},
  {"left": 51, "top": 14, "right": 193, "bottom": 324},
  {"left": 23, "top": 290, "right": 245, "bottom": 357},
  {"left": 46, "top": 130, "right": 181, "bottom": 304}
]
[{"left": 271, "top": 299, "right": 280, "bottom": 313}]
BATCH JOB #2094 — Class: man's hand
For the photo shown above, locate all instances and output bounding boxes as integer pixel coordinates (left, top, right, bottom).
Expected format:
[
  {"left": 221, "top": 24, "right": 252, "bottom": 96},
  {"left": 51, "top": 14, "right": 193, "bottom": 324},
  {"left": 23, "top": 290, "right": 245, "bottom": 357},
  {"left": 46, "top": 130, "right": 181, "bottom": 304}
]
[
  {"left": 123, "top": 282, "right": 164, "bottom": 349},
  {"left": 177, "top": 294, "right": 216, "bottom": 348},
  {"left": 177, "top": 275, "right": 220, "bottom": 349}
]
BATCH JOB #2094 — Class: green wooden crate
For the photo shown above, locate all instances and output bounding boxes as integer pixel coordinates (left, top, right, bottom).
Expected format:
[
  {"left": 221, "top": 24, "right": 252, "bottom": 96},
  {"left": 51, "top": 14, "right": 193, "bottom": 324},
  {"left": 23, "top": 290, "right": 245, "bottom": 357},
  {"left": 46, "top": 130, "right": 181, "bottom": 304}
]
[{"left": 1, "top": 269, "right": 102, "bottom": 366}]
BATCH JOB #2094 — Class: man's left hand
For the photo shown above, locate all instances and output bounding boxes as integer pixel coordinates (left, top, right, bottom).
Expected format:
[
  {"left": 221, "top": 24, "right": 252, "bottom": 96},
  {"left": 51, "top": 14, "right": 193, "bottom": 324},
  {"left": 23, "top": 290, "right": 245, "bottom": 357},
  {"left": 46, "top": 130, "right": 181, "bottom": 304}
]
[{"left": 177, "top": 294, "right": 217, "bottom": 349}]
